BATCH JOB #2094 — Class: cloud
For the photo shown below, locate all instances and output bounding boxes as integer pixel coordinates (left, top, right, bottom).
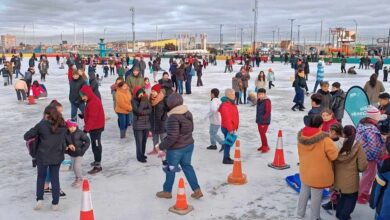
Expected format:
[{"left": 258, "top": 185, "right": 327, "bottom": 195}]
[{"left": 0, "top": 0, "right": 389, "bottom": 44}]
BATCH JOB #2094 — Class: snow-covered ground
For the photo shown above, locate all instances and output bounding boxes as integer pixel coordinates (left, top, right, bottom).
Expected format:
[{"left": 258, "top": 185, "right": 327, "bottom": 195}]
[{"left": 0, "top": 57, "right": 385, "bottom": 220}]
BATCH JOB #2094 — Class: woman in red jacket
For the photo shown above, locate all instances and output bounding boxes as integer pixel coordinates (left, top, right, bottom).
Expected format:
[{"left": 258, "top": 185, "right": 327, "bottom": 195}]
[
  {"left": 79, "top": 85, "right": 105, "bottom": 174},
  {"left": 219, "top": 89, "right": 239, "bottom": 164}
]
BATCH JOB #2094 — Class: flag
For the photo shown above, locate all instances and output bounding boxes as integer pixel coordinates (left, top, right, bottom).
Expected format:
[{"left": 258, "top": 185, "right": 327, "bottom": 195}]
[{"left": 344, "top": 86, "right": 369, "bottom": 126}]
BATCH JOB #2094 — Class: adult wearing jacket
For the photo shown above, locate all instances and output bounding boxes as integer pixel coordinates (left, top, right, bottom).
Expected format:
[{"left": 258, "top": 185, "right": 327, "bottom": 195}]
[
  {"left": 126, "top": 66, "right": 145, "bottom": 94},
  {"left": 206, "top": 88, "right": 224, "bottom": 150},
  {"left": 331, "top": 82, "right": 346, "bottom": 122},
  {"left": 24, "top": 106, "right": 67, "bottom": 210},
  {"left": 175, "top": 62, "right": 185, "bottom": 95},
  {"left": 14, "top": 55, "right": 23, "bottom": 78},
  {"left": 24, "top": 67, "right": 34, "bottom": 95},
  {"left": 155, "top": 93, "right": 203, "bottom": 200},
  {"left": 364, "top": 74, "right": 385, "bottom": 106},
  {"left": 313, "top": 60, "right": 324, "bottom": 92},
  {"left": 184, "top": 62, "right": 193, "bottom": 95},
  {"left": 292, "top": 70, "right": 308, "bottom": 111},
  {"left": 139, "top": 57, "right": 147, "bottom": 77},
  {"left": 38, "top": 60, "right": 48, "bottom": 82},
  {"left": 150, "top": 84, "right": 167, "bottom": 146},
  {"left": 88, "top": 72, "right": 101, "bottom": 99},
  {"left": 332, "top": 125, "right": 368, "bottom": 220},
  {"left": 219, "top": 89, "right": 240, "bottom": 164},
  {"left": 115, "top": 82, "right": 132, "bottom": 138},
  {"left": 297, "top": 115, "right": 338, "bottom": 220},
  {"left": 132, "top": 86, "right": 152, "bottom": 163},
  {"left": 375, "top": 58, "right": 383, "bottom": 75},
  {"left": 69, "top": 72, "right": 86, "bottom": 121},
  {"left": 169, "top": 61, "right": 178, "bottom": 90},
  {"left": 79, "top": 85, "right": 105, "bottom": 174},
  {"left": 356, "top": 106, "right": 386, "bottom": 204},
  {"left": 236, "top": 67, "right": 250, "bottom": 104},
  {"left": 256, "top": 88, "right": 271, "bottom": 153},
  {"left": 341, "top": 56, "right": 347, "bottom": 73},
  {"left": 14, "top": 78, "right": 28, "bottom": 101},
  {"left": 29, "top": 53, "right": 37, "bottom": 68},
  {"left": 158, "top": 72, "right": 174, "bottom": 97}
]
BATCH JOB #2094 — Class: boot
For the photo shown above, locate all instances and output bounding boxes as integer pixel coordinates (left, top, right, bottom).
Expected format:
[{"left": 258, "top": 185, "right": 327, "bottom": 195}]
[
  {"left": 223, "top": 157, "right": 234, "bottom": 164},
  {"left": 120, "top": 130, "right": 126, "bottom": 139},
  {"left": 219, "top": 145, "right": 225, "bottom": 152},
  {"left": 88, "top": 166, "right": 102, "bottom": 175},
  {"left": 207, "top": 145, "right": 217, "bottom": 150},
  {"left": 156, "top": 191, "right": 172, "bottom": 199},
  {"left": 191, "top": 189, "right": 203, "bottom": 199}
]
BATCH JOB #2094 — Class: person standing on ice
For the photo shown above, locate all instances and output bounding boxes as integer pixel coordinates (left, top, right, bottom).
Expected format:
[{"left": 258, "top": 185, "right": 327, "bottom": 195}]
[
  {"left": 219, "top": 89, "right": 240, "bottom": 164},
  {"left": 256, "top": 88, "right": 271, "bottom": 153},
  {"left": 29, "top": 53, "right": 37, "bottom": 68},
  {"left": 158, "top": 72, "right": 174, "bottom": 97},
  {"left": 184, "top": 60, "right": 193, "bottom": 95},
  {"left": 340, "top": 56, "right": 347, "bottom": 74},
  {"left": 206, "top": 88, "right": 224, "bottom": 151},
  {"left": 296, "top": 115, "right": 338, "bottom": 220},
  {"left": 330, "top": 82, "right": 345, "bottom": 123},
  {"left": 69, "top": 71, "right": 86, "bottom": 121},
  {"left": 149, "top": 84, "right": 167, "bottom": 148},
  {"left": 267, "top": 68, "right": 275, "bottom": 90},
  {"left": 292, "top": 69, "right": 308, "bottom": 111},
  {"left": 79, "top": 85, "right": 105, "bottom": 175},
  {"left": 355, "top": 106, "right": 386, "bottom": 204},
  {"left": 155, "top": 93, "right": 203, "bottom": 199},
  {"left": 255, "top": 71, "right": 267, "bottom": 92},
  {"left": 24, "top": 106, "right": 67, "bottom": 211},
  {"left": 115, "top": 82, "right": 132, "bottom": 139},
  {"left": 364, "top": 74, "right": 385, "bottom": 107},
  {"left": 126, "top": 66, "right": 145, "bottom": 94},
  {"left": 312, "top": 60, "right": 324, "bottom": 93},
  {"left": 236, "top": 66, "right": 250, "bottom": 104}
]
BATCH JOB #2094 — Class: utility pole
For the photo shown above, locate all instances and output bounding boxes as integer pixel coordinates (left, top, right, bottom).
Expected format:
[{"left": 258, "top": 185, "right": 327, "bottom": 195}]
[
  {"left": 272, "top": 30, "right": 275, "bottom": 49},
  {"left": 156, "top": 25, "right": 158, "bottom": 53},
  {"left": 32, "top": 22, "right": 35, "bottom": 46},
  {"left": 160, "top": 31, "right": 163, "bottom": 53},
  {"left": 297, "top": 24, "right": 301, "bottom": 53},
  {"left": 82, "top": 28, "right": 85, "bottom": 49},
  {"left": 320, "top": 20, "right": 323, "bottom": 48},
  {"left": 219, "top": 24, "right": 223, "bottom": 54},
  {"left": 277, "top": 27, "right": 280, "bottom": 44},
  {"left": 235, "top": 24, "right": 237, "bottom": 45},
  {"left": 130, "top": 7, "right": 135, "bottom": 53},
  {"left": 315, "top": 32, "right": 317, "bottom": 45},
  {"left": 240, "top": 28, "right": 243, "bottom": 54},
  {"left": 387, "top": 28, "right": 390, "bottom": 57},
  {"left": 252, "top": 0, "right": 258, "bottom": 54},
  {"left": 288, "top": 19, "right": 295, "bottom": 52},
  {"left": 23, "top": 25, "right": 26, "bottom": 49}
]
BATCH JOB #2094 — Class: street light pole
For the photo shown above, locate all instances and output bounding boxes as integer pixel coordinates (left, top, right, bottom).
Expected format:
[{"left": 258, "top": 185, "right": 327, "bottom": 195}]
[
  {"left": 297, "top": 24, "right": 301, "bottom": 53},
  {"left": 288, "top": 19, "right": 295, "bottom": 52},
  {"left": 219, "top": 24, "right": 223, "bottom": 54},
  {"left": 253, "top": 0, "right": 258, "bottom": 54},
  {"left": 272, "top": 30, "right": 275, "bottom": 49},
  {"left": 353, "top": 19, "right": 358, "bottom": 56},
  {"left": 130, "top": 7, "right": 135, "bottom": 53}
]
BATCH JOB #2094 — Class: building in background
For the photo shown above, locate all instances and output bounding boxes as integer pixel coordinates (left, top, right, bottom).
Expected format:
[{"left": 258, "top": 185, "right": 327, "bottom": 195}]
[{"left": 1, "top": 34, "right": 16, "bottom": 50}]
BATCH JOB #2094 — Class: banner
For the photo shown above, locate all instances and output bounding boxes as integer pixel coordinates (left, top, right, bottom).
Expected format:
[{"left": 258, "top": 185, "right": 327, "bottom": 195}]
[{"left": 344, "top": 86, "right": 369, "bottom": 126}]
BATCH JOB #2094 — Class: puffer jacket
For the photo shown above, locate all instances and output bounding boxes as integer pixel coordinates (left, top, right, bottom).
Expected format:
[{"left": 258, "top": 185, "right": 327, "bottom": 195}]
[
  {"left": 370, "top": 154, "right": 390, "bottom": 220},
  {"left": 219, "top": 97, "right": 239, "bottom": 132},
  {"left": 316, "top": 89, "right": 332, "bottom": 109},
  {"left": 69, "top": 78, "right": 86, "bottom": 105},
  {"left": 356, "top": 118, "right": 386, "bottom": 163},
  {"left": 297, "top": 127, "right": 338, "bottom": 188},
  {"left": 80, "top": 85, "right": 105, "bottom": 132},
  {"left": 331, "top": 89, "right": 346, "bottom": 121},
  {"left": 115, "top": 88, "right": 132, "bottom": 114},
  {"left": 65, "top": 128, "right": 90, "bottom": 157},
  {"left": 150, "top": 93, "right": 167, "bottom": 134},
  {"left": 132, "top": 96, "right": 152, "bottom": 131}
]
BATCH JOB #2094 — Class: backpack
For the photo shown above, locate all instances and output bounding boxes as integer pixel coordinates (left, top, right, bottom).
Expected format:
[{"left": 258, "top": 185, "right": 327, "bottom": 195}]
[{"left": 26, "top": 137, "right": 38, "bottom": 167}]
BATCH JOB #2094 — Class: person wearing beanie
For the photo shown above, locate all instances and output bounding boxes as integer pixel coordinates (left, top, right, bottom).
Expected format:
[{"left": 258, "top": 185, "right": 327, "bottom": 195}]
[
  {"left": 132, "top": 86, "right": 151, "bottom": 163},
  {"left": 256, "top": 88, "right": 271, "bottom": 153},
  {"left": 219, "top": 89, "right": 239, "bottom": 164},
  {"left": 155, "top": 93, "right": 203, "bottom": 200},
  {"left": 126, "top": 66, "right": 145, "bottom": 94},
  {"left": 115, "top": 82, "right": 132, "bottom": 138},
  {"left": 65, "top": 119, "right": 90, "bottom": 188},
  {"left": 149, "top": 84, "right": 167, "bottom": 148},
  {"left": 356, "top": 105, "right": 386, "bottom": 204},
  {"left": 206, "top": 88, "right": 224, "bottom": 150}
]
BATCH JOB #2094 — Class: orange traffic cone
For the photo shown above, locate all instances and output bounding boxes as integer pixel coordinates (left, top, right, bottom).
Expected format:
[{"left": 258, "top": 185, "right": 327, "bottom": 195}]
[
  {"left": 27, "top": 89, "right": 36, "bottom": 105},
  {"left": 169, "top": 177, "right": 194, "bottom": 215},
  {"left": 80, "top": 179, "right": 95, "bottom": 220},
  {"left": 268, "top": 130, "right": 290, "bottom": 170},
  {"left": 227, "top": 140, "right": 247, "bottom": 185}
]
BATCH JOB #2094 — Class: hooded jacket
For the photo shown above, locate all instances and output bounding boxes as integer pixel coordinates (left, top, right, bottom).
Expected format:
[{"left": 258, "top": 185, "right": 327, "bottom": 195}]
[
  {"left": 333, "top": 141, "right": 368, "bottom": 194},
  {"left": 219, "top": 97, "right": 239, "bottom": 132},
  {"left": 115, "top": 87, "right": 132, "bottom": 114},
  {"left": 297, "top": 127, "right": 338, "bottom": 188},
  {"left": 159, "top": 93, "right": 194, "bottom": 150},
  {"left": 126, "top": 72, "right": 145, "bottom": 93},
  {"left": 331, "top": 89, "right": 346, "bottom": 121},
  {"left": 88, "top": 72, "right": 101, "bottom": 99},
  {"left": 316, "top": 89, "right": 332, "bottom": 109},
  {"left": 356, "top": 118, "right": 386, "bottom": 163},
  {"left": 65, "top": 128, "right": 90, "bottom": 157},
  {"left": 207, "top": 98, "right": 222, "bottom": 125},
  {"left": 80, "top": 85, "right": 105, "bottom": 132},
  {"left": 69, "top": 77, "right": 86, "bottom": 105}
]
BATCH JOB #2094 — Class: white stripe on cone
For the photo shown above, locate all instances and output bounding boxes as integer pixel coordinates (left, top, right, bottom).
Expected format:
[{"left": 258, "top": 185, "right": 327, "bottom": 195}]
[
  {"left": 276, "top": 137, "right": 283, "bottom": 149},
  {"left": 178, "top": 188, "right": 185, "bottom": 195},
  {"left": 81, "top": 191, "right": 93, "bottom": 212}
]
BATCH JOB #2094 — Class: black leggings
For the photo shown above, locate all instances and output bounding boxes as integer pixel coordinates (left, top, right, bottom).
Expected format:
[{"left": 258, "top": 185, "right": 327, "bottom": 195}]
[
  {"left": 242, "top": 88, "right": 247, "bottom": 104},
  {"left": 133, "top": 129, "right": 148, "bottom": 160},
  {"left": 90, "top": 130, "right": 103, "bottom": 164}
]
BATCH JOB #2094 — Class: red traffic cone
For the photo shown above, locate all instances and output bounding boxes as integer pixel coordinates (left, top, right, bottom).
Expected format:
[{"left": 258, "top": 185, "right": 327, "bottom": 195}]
[
  {"left": 169, "top": 177, "right": 194, "bottom": 215},
  {"left": 227, "top": 140, "right": 247, "bottom": 185},
  {"left": 80, "top": 179, "right": 94, "bottom": 220},
  {"left": 27, "top": 89, "right": 36, "bottom": 105},
  {"left": 268, "top": 130, "right": 290, "bottom": 170}
]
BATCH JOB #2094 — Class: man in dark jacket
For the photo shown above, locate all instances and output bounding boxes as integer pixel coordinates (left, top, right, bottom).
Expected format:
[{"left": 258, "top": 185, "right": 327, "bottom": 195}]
[
  {"left": 158, "top": 72, "right": 174, "bottom": 97},
  {"left": 24, "top": 67, "right": 35, "bottom": 96},
  {"left": 14, "top": 55, "right": 23, "bottom": 78},
  {"left": 331, "top": 82, "right": 346, "bottom": 123},
  {"left": 132, "top": 86, "right": 152, "bottom": 163},
  {"left": 184, "top": 62, "right": 192, "bottom": 94},
  {"left": 316, "top": 81, "right": 332, "bottom": 110},
  {"left": 375, "top": 58, "right": 383, "bottom": 75},
  {"left": 341, "top": 56, "right": 347, "bottom": 73},
  {"left": 88, "top": 72, "right": 101, "bottom": 99},
  {"left": 139, "top": 57, "right": 147, "bottom": 77},
  {"left": 69, "top": 72, "right": 86, "bottom": 121},
  {"left": 169, "top": 61, "right": 178, "bottom": 90},
  {"left": 155, "top": 93, "right": 203, "bottom": 200}
]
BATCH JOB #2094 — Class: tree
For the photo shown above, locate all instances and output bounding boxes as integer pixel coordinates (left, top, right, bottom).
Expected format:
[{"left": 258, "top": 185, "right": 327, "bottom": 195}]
[{"left": 164, "top": 43, "right": 177, "bottom": 51}]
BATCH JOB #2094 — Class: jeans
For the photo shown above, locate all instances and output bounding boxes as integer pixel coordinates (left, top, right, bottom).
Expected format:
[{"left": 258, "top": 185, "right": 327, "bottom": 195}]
[
  {"left": 90, "top": 130, "right": 103, "bottom": 164},
  {"left": 221, "top": 127, "right": 233, "bottom": 159},
  {"left": 16, "top": 89, "right": 26, "bottom": 101},
  {"left": 341, "top": 65, "right": 346, "bottom": 73},
  {"left": 359, "top": 160, "right": 377, "bottom": 196},
  {"left": 257, "top": 124, "right": 269, "bottom": 147},
  {"left": 313, "top": 80, "right": 321, "bottom": 93},
  {"left": 268, "top": 81, "right": 274, "bottom": 89},
  {"left": 185, "top": 76, "right": 192, "bottom": 94},
  {"left": 15, "top": 69, "right": 24, "bottom": 78},
  {"left": 235, "top": 92, "right": 240, "bottom": 105},
  {"left": 70, "top": 102, "right": 85, "bottom": 121},
  {"left": 209, "top": 124, "right": 224, "bottom": 146},
  {"left": 177, "top": 80, "right": 183, "bottom": 94},
  {"left": 37, "top": 164, "right": 61, "bottom": 205},
  {"left": 117, "top": 113, "right": 129, "bottom": 131},
  {"left": 110, "top": 67, "right": 115, "bottom": 75},
  {"left": 242, "top": 88, "right": 247, "bottom": 104},
  {"left": 71, "top": 156, "right": 83, "bottom": 179},
  {"left": 297, "top": 182, "right": 323, "bottom": 220},
  {"left": 133, "top": 129, "right": 148, "bottom": 160},
  {"left": 163, "top": 144, "right": 200, "bottom": 193},
  {"left": 41, "top": 73, "right": 46, "bottom": 81},
  {"left": 152, "top": 132, "right": 166, "bottom": 146},
  {"left": 336, "top": 192, "right": 358, "bottom": 220},
  {"left": 196, "top": 76, "right": 203, "bottom": 86}
]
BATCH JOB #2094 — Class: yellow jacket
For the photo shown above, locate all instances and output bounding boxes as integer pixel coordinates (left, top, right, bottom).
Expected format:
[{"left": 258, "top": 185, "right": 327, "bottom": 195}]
[{"left": 115, "top": 88, "right": 132, "bottom": 114}]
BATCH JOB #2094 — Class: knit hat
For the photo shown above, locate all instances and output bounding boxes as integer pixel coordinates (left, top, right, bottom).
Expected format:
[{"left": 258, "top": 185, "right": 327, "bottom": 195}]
[
  {"left": 366, "top": 105, "right": 381, "bottom": 121},
  {"left": 66, "top": 119, "right": 77, "bottom": 128},
  {"left": 151, "top": 84, "right": 161, "bottom": 93},
  {"left": 225, "top": 89, "right": 235, "bottom": 101},
  {"left": 132, "top": 86, "right": 145, "bottom": 98}
]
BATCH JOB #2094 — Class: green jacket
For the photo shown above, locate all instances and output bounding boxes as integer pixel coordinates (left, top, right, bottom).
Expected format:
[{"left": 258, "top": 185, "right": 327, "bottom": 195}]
[{"left": 126, "top": 73, "right": 145, "bottom": 93}]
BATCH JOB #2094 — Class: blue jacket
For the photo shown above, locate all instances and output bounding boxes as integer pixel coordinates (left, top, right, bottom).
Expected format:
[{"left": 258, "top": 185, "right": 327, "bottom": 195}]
[
  {"left": 316, "top": 62, "right": 324, "bottom": 81},
  {"left": 256, "top": 98, "right": 271, "bottom": 125},
  {"left": 370, "top": 157, "right": 390, "bottom": 220},
  {"left": 303, "top": 107, "right": 322, "bottom": 126}
]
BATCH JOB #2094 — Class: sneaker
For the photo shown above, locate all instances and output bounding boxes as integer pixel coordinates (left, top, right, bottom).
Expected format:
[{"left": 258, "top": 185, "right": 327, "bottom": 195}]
[
  {"left": 51, "top": 204, "right": 60, "bottom": 211},
  {"left": 156, "top": 191, "right": 172, "bottom": 199},
  {"left": 60, "top": 190, "right": 66, "bottom": 198},
  {"left": 223, "top": 157, "right": 234, "bottom": 164},
  {"left": 88, "top": 166, "right": 102, "bottom": 175},
  {"left": 322, "top": 201, "right": 336, "bottom": 210},
  {"left": 34, "top": 200, "right": 44, "bottom": 210},
  {"left": 207, "top": 145, "right": 217, "bottom": 150},
  {"left": 191, "top": 189, "right": 203, "bottom": 199},
  {"left": 78, "top": 113, "right": 84, "bottom": 119},
  {"left": 44, "top": 187, "right": 52, "bottom": 193}
]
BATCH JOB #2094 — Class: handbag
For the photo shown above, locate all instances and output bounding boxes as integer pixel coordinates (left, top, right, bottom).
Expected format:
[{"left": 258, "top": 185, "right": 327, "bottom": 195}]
[{"left": 224, "top": 132, "right": 238, "bottom": 146}]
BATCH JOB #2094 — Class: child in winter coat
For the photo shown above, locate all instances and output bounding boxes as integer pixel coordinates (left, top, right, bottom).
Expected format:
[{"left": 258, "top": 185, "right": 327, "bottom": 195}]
[
  {"left": 292, "top": 69, "right": 308, "bottom": 111},
  {"left": 321, "top": 108, "right": 338, "bottom": 133},
  {"left": 144, "top": 77, "right": 151, "bottom": 96},
  {"left": 206, "top": 88, "right": 224, "bottom": 151},
  {"left": 267, "top": 68, "right": 275, "bottom": 89},
  {"left": 1, "top": 62, "right": 11, "bottom": 86},
  {"left": 356, "top": 106, "right": 386, "bottom": 204},
  {"left": 331, "top": 82, "right": 346, "bottom": 123},
  {"left": 316, "top": 81, "right": 332, "bottom": 110},
  {"left": 303, "top": 94, "right": 322, "bottom": 126},
  {"left": 370, "top": 137, "right": 390, "bottom": 220},
  {"left": 65, "top": 120, "right": 90, "bottom": 188},
  {"left": 313, "top": 60, "right": 324, "bottom": 92},
  {"left": 14, "top": 78, "right": 28, "bottom": 101},
  {"left": 256, "top": 88, "right": 271, "bottom": 153},
  {"left": 31, "top": 80, "right": 48, "bottom": 99},
  {"left": 255, "top": 71, "right": 267, "bottom": 92}
]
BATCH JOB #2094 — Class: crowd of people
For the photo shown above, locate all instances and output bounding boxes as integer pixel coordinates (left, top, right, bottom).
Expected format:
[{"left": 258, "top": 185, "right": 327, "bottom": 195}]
[{"left": 0, "top": 50, "right": 389, "bottom": 219}]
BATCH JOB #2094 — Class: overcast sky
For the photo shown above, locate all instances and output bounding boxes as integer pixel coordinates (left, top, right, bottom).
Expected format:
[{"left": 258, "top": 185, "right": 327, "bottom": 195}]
[{"left": 0, "top": 0, "right": 389, "bottom": 45}]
